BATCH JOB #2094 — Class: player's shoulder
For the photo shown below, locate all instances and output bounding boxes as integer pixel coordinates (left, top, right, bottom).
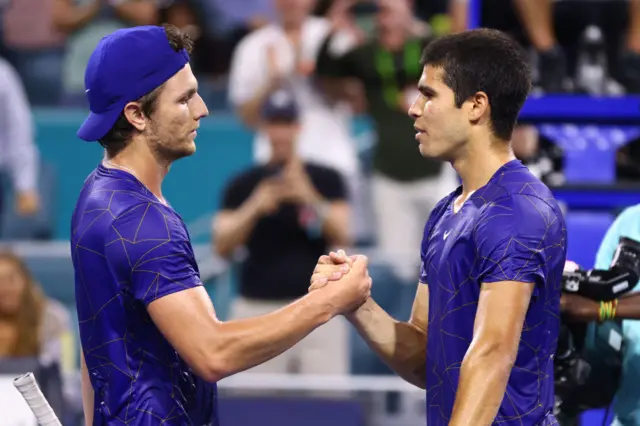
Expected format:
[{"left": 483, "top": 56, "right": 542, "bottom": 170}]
[{"left": 475, "top": 160, "right": 561, "bottom": 214}]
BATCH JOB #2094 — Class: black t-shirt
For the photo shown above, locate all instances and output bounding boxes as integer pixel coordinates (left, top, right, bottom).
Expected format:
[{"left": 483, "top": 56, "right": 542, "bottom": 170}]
[{"left": 220, "top": 162, "right": 347, "bottom": 300}]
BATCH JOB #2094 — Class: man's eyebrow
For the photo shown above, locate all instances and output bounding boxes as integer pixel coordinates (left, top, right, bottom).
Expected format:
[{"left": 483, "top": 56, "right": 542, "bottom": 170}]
[
  {"left": 179, "top": 87, "right": 197, "bottom": 100},
  {"left": 418, "top": 84, "right": 436, "bottom": 96}
]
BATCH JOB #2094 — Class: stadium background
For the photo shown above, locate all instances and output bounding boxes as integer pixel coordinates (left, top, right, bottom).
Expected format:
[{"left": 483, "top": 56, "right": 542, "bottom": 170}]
[{"left": 0, "top": 0, "right": 637, "bottom": 425}]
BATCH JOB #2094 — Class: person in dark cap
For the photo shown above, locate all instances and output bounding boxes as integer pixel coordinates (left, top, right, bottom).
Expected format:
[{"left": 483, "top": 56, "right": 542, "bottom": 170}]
[
  {"left": 213, "top": 88, "right": 352, "bottom": 376},
  {"left": 71, "top": 25, "right": 370, "bottom": 426}
]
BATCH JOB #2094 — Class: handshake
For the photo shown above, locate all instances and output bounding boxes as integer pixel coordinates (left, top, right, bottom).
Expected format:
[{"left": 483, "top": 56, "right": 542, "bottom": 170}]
[{"left": 308, "top": 249, "right": 372, "bottom": 316}]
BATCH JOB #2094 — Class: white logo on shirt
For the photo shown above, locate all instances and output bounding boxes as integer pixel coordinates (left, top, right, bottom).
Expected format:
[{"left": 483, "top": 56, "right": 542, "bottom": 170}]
[{"left": 443, "top": 230, "right": 452, "bottom": 240}]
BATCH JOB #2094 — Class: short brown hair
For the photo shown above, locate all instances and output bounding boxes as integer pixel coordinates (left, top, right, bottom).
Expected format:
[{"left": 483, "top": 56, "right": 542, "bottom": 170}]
[{"left": 99, "top": 24, "right": 194, "bottom": 158}]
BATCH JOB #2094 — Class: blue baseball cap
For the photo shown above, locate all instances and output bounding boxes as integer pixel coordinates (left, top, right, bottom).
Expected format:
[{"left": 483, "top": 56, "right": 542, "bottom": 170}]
[
  {"left": 262, "top": 89, "right": 299, "bottom": 122},
  {"left": 77, "top": 25, "right": 190, "bottom": 142}
]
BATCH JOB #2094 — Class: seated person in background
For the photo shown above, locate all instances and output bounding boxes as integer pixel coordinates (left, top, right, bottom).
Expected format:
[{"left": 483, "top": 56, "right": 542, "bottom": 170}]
[
  {"left": 212, "top": 89, "right": 352, "bottom": 375},
  {"left": 0, "top": 251, "right": 72, "bottom": 419}
]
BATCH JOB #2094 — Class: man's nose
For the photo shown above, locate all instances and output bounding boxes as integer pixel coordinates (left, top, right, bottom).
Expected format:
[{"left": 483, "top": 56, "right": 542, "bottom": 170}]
[{"left": 408, "top": 100, "right": 422, "bottom": 119}]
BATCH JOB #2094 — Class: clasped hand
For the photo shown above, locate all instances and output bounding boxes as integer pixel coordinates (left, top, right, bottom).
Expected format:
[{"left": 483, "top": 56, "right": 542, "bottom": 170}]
[{"left": 308, "top": 250, "right": 372, "bottom": 315}]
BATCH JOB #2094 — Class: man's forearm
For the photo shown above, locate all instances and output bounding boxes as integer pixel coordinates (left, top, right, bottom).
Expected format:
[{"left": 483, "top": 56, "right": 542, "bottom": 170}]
[
  {"left": 213, "top": 202, "right": 261, "bottom": 257},
  {"left": 615, "top": 293, "right": 640, "bottom": 319},
  {"left": 237, "top": 80, "right": 278, "bottom": 129},
  {"left": 347, "top": 298, "right": 427, "bottom": 388},
  {"left": 211, "top": 291, "right": 334, "bottom": 379},
  {"left": 114, "top": 0, "right": 158, "bottom": 26},
  {"left": 80, "top": 351, "right": 94, "bottom": 426},
  {"left": 318, "top": 202, "right": 351, "bottom": 247},
  {"left": 448, "top": 348, "right": 513, "bottom": 426}
]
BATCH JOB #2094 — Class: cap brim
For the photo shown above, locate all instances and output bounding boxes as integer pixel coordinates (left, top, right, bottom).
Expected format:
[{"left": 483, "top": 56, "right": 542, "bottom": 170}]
[{"left": 77, "top": 106, "right": 124, "bottom": 142}]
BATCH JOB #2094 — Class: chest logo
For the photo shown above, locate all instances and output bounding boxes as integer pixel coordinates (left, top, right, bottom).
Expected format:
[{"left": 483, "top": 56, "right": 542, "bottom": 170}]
[{"left": 443, "top": 230, "right": 452, "bottom": 240}]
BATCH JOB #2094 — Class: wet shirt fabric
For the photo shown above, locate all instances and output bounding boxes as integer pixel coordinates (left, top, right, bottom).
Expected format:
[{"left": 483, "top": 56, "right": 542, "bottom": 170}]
[
  {"left": 420, "top": 160, "right": 567, "bottom": 426},
  {"left": 71, "top": 164, "right": 217, "bottom": 425}
]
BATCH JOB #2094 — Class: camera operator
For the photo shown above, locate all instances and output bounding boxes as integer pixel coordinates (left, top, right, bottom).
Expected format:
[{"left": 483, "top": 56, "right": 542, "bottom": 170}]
[{"left": 561, "top": 205, "right": 640, "bottom": 426}]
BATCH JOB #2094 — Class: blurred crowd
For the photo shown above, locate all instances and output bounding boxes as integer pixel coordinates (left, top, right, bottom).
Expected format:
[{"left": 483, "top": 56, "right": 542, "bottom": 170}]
[{"left": 1, "top": 0, "right": 640, "bottom": 423}]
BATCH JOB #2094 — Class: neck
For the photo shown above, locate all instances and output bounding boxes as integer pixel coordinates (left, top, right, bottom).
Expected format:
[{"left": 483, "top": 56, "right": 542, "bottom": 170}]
[
  {"left": 452, "top": 138, "right": 515, "bottom": 196},
  {"left": 105, "top": 141, "right": 168, "bottom": 202}
]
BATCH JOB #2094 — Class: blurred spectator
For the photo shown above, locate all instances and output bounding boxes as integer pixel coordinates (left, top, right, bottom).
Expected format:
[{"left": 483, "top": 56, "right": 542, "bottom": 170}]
[
  {"left": 316, "top": 0, "right": 458, "bottom": 282},
  {"left": 212, "top": 89, "right": 351, "bottom": 375},
  {"left": 52, "top": 0, "right": 158, "bottom": 102},
  {"left": 0, "top": 251, "right": 72, "bottom": 420},
  {"left": 0, "top": 57, "right": 40, "bottom": 225},
  {"left": 228, "top": 0, "right": 365, "bottom": 241},
  {"left": 2, "top": 0, "right": 66, "bottom": 105},
  {"left": 449, "top": 0, "right": 638, "bottom": 94},
  {"left": 211, "top": 0, "right": 275, "bottom": 39},
  {"left": 561, "top": 205, "right": 640, "bottom": 425}
]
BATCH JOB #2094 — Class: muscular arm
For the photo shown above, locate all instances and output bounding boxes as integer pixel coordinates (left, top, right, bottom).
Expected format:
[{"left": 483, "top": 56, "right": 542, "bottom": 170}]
[
  {"left": 80, "top": 351, "right": 94, "bottom": 426},
  {"left": 448, "top": 281, "right": 534, "bottom": 426},
  {"left": 347, "top": 284, "right": 428, "bottom": 389},
  {"left": 147, "top": 286, "right": 335, "bottom": 382}
]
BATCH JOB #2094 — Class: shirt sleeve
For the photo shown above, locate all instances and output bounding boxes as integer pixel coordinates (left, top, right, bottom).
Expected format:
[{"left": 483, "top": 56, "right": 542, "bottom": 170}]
[
  {"left": 221, "top": 173, "right": 252, "bottom": 210},
  {"left": 104, "top": 202, "right": 202, "bottom": 306},
  {"left": 0, "top": 59, "right": 39, "bottom": 192},
  {"left": 314, "top": 167, "right": 347, "bottom": 201},
  {"left": 474, "top": 195, "right": 561, "bottom": 285}
]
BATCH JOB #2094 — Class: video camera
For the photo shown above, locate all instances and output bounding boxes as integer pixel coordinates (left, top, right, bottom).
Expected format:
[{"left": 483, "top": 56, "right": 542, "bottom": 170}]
[{"left": 554, "top": 237, "right": 640, "bottom": 421}]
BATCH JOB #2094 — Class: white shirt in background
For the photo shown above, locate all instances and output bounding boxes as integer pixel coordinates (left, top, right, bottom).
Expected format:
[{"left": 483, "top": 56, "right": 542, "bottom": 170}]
[{"left": 228, "top": 17, "right": 359, "bottom": 179}]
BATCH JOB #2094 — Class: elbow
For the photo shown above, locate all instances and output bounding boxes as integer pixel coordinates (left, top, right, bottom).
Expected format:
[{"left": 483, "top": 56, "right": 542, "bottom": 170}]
[{"left": 199, "top": 355, "right": 235, "bottom": 383}]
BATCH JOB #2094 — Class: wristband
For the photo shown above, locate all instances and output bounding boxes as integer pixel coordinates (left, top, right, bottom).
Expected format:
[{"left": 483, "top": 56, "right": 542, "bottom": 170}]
[{"left": 598, "top": 299, "right": 618, "bottom": 322}]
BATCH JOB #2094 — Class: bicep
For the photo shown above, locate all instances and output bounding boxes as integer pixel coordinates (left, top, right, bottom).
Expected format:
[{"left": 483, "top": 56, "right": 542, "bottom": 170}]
[
  {"left": 147, "top": 286, "right": 220, "bottom": 380},
  {"left": 473, "top": 280, "right": 534, "bottom": 354},
  {"left": 410, "top": 283, "right": 429, "bottom": 332}
]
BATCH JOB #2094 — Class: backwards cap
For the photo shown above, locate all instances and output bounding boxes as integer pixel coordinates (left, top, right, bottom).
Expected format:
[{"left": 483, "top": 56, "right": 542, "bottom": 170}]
[{"left": 77, "top": 25, "right": 190, "bottom": 142}]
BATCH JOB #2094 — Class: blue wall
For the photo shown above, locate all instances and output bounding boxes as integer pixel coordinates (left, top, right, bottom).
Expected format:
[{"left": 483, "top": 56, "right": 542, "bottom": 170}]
[{"left": 34, "top": 110, "right": 255, "bottom": 242}]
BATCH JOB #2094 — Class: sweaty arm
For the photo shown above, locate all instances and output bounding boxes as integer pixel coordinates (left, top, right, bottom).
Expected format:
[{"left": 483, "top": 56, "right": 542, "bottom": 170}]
[
  {"left": 347, "top": 284, "right": 428, "bottom": 389},
  {"left": 449, "top": 195, "right": 564, "bottom": 426},
  {"left": 80, "top": 351, "right": 94, "bottom": 426},
  {"left": 106, "top": 203, "right": 337, "bottom": 382}
]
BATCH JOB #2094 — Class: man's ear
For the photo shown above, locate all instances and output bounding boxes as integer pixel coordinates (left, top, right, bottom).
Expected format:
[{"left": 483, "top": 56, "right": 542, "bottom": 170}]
[
  {"left": 122, "top": 102, "right": 147, "bottom": 132},
  {"left": 467, "top": 91, "right": 489, "bottom": 123}
]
